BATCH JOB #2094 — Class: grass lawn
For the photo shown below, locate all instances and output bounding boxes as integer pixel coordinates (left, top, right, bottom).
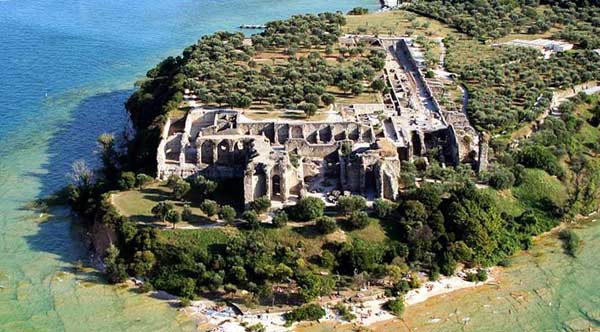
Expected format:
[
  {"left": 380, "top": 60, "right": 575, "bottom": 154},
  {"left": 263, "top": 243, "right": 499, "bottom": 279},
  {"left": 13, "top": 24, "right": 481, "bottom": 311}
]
[
  {"left": 261, "top": 225, "right": 329, "bottom": 258},
  {"left": 485, "top": 188, "right": 526, "bottom": 217},
  {"left": 111, "top": 184, "right": 211, "bottom": 225},
  {"left": 573, "top": 95, "right": 600, "bottom": 147},
  {"left": 327, "top": 86, "right": 381, "bottom": 104},
  {"left": 513, "top": 168, "right": 568, "bottom": 211},
  {"left": 347, "top": 218, "right": 388, "bottom": 244},
  {"left": 344, "top": 10, "right": 454, "bottom": 37},
  {"left": 160, "top": 227, "right": 238, "bottom": 251}
]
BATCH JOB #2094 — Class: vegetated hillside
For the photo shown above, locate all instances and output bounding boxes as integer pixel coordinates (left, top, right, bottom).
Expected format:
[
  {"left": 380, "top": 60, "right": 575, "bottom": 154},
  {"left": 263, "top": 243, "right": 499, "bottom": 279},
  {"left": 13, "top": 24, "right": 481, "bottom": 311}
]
[
  {"left": 444, "top": 37, "right": 599, "bottom": 133},
  {"left": 408, "top": 0, "right": 600, "bottom": 48}
]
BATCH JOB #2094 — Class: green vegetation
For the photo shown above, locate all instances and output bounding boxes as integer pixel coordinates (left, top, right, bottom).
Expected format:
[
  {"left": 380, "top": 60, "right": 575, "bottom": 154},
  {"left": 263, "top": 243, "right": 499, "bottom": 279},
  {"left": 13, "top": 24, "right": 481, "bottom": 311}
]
[
  {"left": 558, "top": 229, "right": 582, "bottom": 257},
  {"left": 287, "top": 197, "right": 325, "bottom": 221},
  {"left": 408, "top": 0, "right": 599, "bottom": 48},
  {"left": 383, "top": 297, "right": 405, "bottom": 317},
  {"left": 182, "top": 13, "right": 385, "bottom": 113},
  {"left": 315, "top": 216, "right": 337, "bottom": 234},
  {"left": 334, "top": 302, "right": 356, "bottom": 321},
  {"left": 284, "top": 303, "right": 326, "bottom": 325},
  {"left": 347, "top": 7, "right": 369, "bottom": 16},
  {"left": 445, "top": 34, "right": 600, "bottom": 133}
]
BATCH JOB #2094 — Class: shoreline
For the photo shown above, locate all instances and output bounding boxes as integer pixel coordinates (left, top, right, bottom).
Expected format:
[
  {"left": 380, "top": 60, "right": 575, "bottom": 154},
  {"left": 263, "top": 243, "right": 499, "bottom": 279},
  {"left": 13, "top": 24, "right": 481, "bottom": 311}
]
[{"left": 182, "top": 268, "right": 498, "bottom": 332}]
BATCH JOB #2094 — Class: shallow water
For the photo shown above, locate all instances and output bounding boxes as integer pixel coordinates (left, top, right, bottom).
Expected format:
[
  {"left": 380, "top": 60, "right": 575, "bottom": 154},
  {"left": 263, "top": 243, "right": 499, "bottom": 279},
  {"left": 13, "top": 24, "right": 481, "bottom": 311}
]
[
  {"left": 299, "top": 222, "right": 600, "bottom": 332},
  {"left": 368, "top": 221, "right": 600, "bottom": 332},
  {"left": 0, "top": 1, "right": 376, "bottom": 331}
]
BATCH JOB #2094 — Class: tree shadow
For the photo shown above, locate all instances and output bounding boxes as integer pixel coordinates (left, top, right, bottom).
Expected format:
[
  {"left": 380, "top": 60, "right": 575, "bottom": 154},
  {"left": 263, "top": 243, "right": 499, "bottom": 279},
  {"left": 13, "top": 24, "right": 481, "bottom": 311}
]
[
  {"left": 290, "top": 224, "right": 321, "bottom": 239},
  {"left": 23, "top": 89, "right": 132, "bottom": 276}
]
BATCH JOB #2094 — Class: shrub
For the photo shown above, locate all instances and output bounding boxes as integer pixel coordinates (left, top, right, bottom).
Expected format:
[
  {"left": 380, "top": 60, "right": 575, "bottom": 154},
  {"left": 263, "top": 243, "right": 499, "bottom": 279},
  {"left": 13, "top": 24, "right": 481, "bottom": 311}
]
[
  {"left": 251, "top": 196, "right": 271, "bottom": 214},
  {"left": 289, "top": 197, "right": 325, "bottom": 221},
  {"left": 519, "top": 145, "right": 563, "bottom": 177},
  {"left": 488, "top": 166, "right": 515, "bottom": 190},
  {"left": 200, "top": 199, "right": 219, "bottom": 217},
  {"left": 219, "top": 205, "right": 236, "bottom": 222},
  {"left": 348, "top": 211, "right": 370, "bottom": 229},
  {"left": 166, "top": 210, "right": 182, "bottom": 229},
  {"left": 284, "top": 303, "right": 326, "bottom": 325},
  {"left": 272, "top": 210, "right": 288, "bottom": 228},
  {"left": 370, "top": 79, "right": 386, "bottom": 91},
  {"left": 465, "top": 272, "right": 478, "bottom": 282},
  {"left": 152, "top": 201, "right": 174, "bottom": 222},
  {"left": 167, "top": 176, "right": 191, "bottom": 200},
  {"left": 243, "top": 210, "right": 260, "bottom": 229},
  {"left": 182, "top": 204, "right": 193, "bottom": 221},
  {"left": 373, "top": 198, "right": 394, "bottom": 218},
  {"left": 559, "top": 229, "right": 581, "bottom": 257},
  {"left": 334, "top": 302, "right": 356, "bottom": 321},
  {"left": 118, "top": 172, "right": 136, "bottom": 190},
  {"left": 105, "top": 245, "right": 127, "bottom": 284},
  {"left": 337, "top": 195, "right": 366, "bottom": 215},
  {"left": 321, "top": 93, "right": 335, "bottom": 105},
  {"left": 299, "top": 103, "right": 318, "bottom": 117},
  {"left": 315, "top": 216, "right": 337, "bottom": 234},
  {"left": 136, "top": 173, "right": 153, "bottom": 189},
  {"left": 383, "top": 297, "right": 405, "bottom": 317},
  {"left": 347, "top": 6, "right": 369, "bottom": 15},
  {"left": 476, "top": 269, "right": 488, "bottom": 282},
  {"left": 245, "top": 323, "right": 266, "bottom": 332},
  {"left": 131, "top": 250, "right": 156, "bottom": 277}
]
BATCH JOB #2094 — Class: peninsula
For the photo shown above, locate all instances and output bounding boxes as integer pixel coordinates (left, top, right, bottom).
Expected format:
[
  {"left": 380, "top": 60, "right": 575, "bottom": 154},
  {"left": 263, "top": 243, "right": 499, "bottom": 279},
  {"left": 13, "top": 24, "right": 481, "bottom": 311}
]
[{"left": 64, "top": 2, "right": 600, "bottom": 331}]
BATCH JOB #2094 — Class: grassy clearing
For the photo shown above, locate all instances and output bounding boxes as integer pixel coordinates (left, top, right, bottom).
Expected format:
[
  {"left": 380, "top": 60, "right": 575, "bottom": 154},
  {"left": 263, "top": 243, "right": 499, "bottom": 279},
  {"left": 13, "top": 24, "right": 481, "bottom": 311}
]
[
  {"left": 573, "top": 95, "right": 600, "bottom": 148},
  {"left": 160, "top": 227, "right": 238, "bottom": 251},
  {"left": 445, "top": 37, "right": 496, "bottom": 72},
  {"left": 111, "top": 184, "right": 210, "bottom": 224},
  {"left": 327, "top": 86, "right": 382, "bottom": 104},
  {"left": 344, "top": 10, "right": 454, "bottom": 37},
  {"left": 242, "top": 109, "right": 330, "bottom": 121},
  {"left": 485, "top": 188, "right": 526, "bottom": 217},
  {"left": 347, "top": 218, "right": 387, "bottom": 244},
  {"left": 262, "top": 225, "right": 328, "bottom": 258},
  {"left": 513, "top": 169, "right": 568, "bottom": 211}
]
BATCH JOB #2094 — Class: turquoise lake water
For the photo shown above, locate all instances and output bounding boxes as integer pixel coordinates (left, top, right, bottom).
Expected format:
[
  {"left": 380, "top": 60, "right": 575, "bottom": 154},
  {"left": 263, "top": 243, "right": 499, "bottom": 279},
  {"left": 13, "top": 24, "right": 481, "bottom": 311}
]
[{"left": 0, "top": 1, "right": 376, "bottom": 331}]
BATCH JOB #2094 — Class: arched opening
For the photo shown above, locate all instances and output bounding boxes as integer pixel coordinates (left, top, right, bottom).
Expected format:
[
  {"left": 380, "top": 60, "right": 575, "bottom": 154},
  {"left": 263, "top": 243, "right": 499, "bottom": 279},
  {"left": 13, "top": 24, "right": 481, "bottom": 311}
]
[
  {"left": 411, "top": 131, "right": 422, "bottom": 156},
  {"left": 233, "top": 140, "right": 245, "bottom": 164},
  {"left": 201, "top": 140, "right": 214, "bottom": 164},
  {"left": 364, "top": 166, "right": 376, "bottom": 199},
  {"left": 217, "top": 140, "right": 232, "bottom": 164},
  {"left": 271, "top": 174, "right": 282, "bottom": 201}
]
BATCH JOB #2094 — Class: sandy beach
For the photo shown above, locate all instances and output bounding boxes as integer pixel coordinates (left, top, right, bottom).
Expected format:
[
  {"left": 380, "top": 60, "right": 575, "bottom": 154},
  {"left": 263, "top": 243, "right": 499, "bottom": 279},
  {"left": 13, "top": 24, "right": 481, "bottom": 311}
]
[{"left": 184, "top": 269, "right": 497, "bottom": 332}]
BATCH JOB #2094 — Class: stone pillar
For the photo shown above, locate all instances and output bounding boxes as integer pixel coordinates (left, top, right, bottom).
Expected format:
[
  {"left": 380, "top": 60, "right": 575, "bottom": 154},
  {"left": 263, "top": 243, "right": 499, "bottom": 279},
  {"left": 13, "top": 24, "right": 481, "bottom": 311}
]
[
  {"left": 243, "top": 167, "right": 255, "bottom": 208},
  {"left": 196, "top": 140, "right": 202, "bottom": 166},
  {"left": 265, "top": 168, "right": 272, "bottom": 200},
  {"left": 212, "top": 140, "right": 218, "bottom": 164},
  {"left": 478, "top": 133, "right": 489, "bottom": 173}
]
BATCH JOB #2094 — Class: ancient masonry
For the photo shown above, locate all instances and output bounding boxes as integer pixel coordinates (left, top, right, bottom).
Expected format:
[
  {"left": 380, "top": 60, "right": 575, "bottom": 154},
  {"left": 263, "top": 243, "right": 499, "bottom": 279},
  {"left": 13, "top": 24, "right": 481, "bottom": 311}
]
[{"left": 157, "top": 37, "right": 480, "bottom": 207}]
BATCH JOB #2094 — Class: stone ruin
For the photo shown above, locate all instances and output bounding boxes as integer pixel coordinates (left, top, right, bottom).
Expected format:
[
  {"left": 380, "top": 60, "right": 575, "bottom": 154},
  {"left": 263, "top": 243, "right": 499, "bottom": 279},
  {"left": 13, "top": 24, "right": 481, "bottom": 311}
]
[{"left": 156, "top": 37, "right": 480, "bottom": 207}]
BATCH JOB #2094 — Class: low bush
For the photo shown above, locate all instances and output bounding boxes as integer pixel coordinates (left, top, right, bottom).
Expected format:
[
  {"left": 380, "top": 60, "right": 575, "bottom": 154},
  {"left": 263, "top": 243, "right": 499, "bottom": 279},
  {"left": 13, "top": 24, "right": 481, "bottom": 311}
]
[
  {"left": 315, "top": 216, "right": 337, "bottom": 234},
  {"left": 284, "top": 303, "right": 326, "bottom": 325}
]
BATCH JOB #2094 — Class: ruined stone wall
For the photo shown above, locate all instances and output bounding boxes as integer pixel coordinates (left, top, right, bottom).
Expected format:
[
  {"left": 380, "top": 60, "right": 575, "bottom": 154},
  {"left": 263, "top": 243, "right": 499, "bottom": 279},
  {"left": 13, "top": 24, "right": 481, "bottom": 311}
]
[
  {"left": 156, "top": 117, "right": 172, "bottom": 179},
  {"left": 286, "top": 139, "right": 339, "bottom": 159},
  {"left": 377, "top": 158, "right": 401, "bottom": 200}
]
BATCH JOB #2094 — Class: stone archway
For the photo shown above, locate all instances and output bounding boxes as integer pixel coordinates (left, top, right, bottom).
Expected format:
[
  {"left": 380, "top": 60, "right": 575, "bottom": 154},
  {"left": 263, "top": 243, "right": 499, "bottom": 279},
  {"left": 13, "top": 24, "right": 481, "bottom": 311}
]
[
  {"left": 271, "top": 174, "right": 282, "bottom": 201},
  {"left": 201, "top": 140, "right": 214, "bottom": 165},
  {"left": 217, "top": 140, "right": 232, "bottom": 164}
]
